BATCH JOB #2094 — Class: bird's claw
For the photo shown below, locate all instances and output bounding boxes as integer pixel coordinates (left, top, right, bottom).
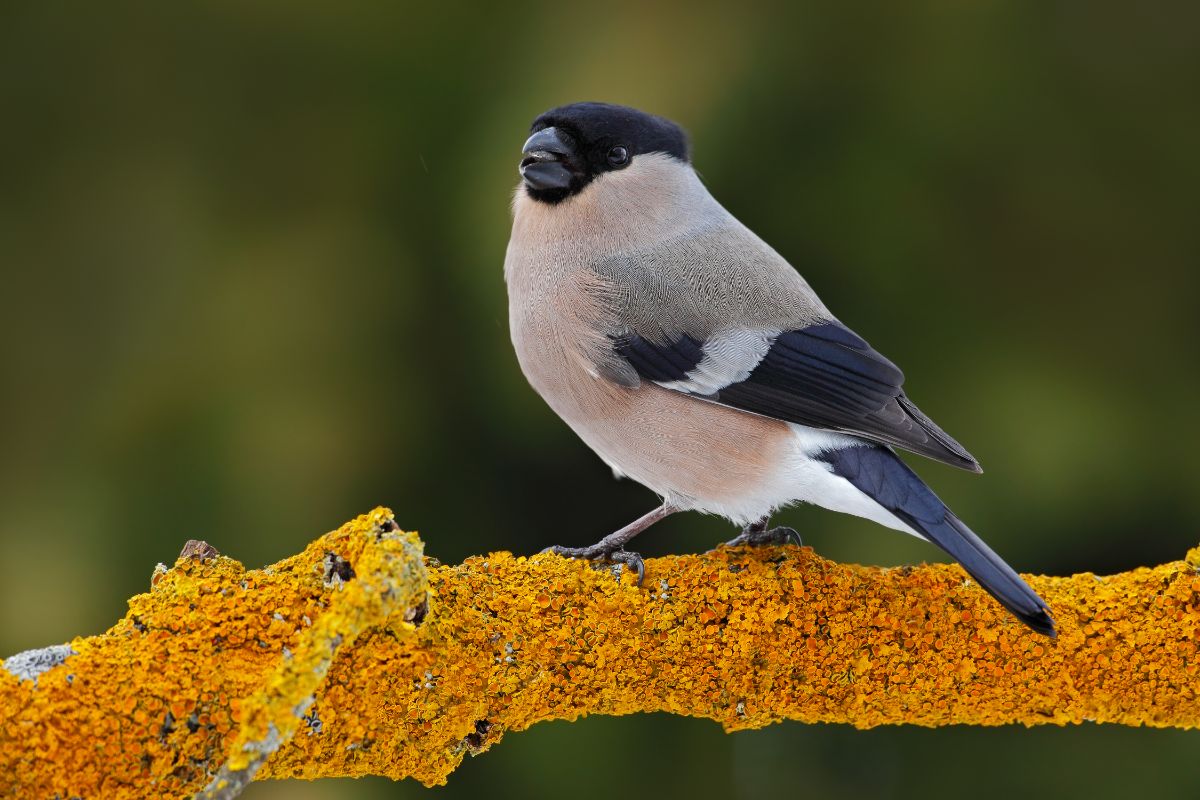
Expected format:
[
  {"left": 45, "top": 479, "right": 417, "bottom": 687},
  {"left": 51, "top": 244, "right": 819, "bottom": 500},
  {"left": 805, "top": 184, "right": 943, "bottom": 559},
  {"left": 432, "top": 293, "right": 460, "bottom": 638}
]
[
  {"left": 725, "top": 525, "right": 802, "bottom": 549},
  {"left": 540, "top": 545, "right": 646, "bottom": 586}
]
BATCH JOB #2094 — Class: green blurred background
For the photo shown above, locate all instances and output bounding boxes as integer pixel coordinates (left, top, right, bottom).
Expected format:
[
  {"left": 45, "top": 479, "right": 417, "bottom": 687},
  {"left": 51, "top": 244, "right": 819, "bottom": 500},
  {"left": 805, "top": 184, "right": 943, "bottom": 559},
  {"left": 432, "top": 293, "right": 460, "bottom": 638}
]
[{"left": 2, "top": 2, "right": 1198, "bottom": 797}]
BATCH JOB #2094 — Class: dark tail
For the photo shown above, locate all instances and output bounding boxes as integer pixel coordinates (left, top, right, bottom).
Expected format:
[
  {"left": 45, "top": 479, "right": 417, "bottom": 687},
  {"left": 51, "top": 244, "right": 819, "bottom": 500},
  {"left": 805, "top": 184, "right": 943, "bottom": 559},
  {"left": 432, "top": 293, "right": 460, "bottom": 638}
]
[{"left": 818, "top": 444, "right": 1056, "bottom": 637}]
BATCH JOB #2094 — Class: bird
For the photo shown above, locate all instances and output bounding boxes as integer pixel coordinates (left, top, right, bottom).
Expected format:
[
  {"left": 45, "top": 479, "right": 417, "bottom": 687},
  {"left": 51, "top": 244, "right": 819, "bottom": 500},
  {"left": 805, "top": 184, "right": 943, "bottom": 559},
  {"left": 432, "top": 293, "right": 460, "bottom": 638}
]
[{"left": 503, "top": 101, "right": 1055, "bottom": 637}]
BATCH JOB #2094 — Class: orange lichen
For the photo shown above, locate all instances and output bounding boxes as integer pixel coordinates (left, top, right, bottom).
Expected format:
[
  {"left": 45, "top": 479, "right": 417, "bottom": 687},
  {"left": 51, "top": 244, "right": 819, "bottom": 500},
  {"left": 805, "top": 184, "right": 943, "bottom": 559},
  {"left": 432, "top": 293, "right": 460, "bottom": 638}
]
[{"left": 2, "top": 508, "right": 1199, "bottom": 798}]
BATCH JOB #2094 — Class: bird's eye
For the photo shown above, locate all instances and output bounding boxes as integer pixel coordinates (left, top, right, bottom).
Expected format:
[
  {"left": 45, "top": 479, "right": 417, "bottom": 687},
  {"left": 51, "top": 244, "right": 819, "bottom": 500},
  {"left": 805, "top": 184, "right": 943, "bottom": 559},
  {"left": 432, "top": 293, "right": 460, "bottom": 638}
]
[{"left": 607, "top": 146, "right": 629, "bottom": 167}]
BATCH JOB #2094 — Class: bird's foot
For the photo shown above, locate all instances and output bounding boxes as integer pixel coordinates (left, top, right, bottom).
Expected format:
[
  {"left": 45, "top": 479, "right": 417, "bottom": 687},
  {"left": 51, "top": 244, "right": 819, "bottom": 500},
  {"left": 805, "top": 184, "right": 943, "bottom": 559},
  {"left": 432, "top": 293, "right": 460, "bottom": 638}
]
[
  {"left": 539, "top": 503, "right": 677, "bottom": 586},
  {"left": 541, "top": 544, "right": 646, "bottom": 585},
  {"left": 724, "top": 524, "right": 802, "bottom": 549}
]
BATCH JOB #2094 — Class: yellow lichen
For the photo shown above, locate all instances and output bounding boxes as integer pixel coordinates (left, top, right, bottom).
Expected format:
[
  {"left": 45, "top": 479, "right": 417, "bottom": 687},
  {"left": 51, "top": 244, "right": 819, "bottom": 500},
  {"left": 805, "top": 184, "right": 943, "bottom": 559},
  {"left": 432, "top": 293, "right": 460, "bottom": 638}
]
[{"left": 1, "top": 508, "right": 1199, "bottom": 797}]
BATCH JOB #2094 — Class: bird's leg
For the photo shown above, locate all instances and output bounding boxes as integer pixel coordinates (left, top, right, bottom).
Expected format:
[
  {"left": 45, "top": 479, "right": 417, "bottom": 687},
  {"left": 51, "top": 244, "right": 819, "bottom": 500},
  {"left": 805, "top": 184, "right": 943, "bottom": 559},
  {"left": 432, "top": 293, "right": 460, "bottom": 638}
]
[
  {"left": 541, "top": 502, "right": 677, "bottom": 585},
  {"left": 725, "top": 515, "right": 802, "bottom": 548}
]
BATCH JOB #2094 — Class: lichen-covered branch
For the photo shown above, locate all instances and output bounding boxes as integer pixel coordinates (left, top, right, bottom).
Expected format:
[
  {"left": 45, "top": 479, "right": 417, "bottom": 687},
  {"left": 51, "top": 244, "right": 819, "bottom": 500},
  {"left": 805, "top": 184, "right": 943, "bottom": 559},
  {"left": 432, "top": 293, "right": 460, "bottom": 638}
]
[{"left": 3, "top": 509, "right": 1199, "bottom": 798}]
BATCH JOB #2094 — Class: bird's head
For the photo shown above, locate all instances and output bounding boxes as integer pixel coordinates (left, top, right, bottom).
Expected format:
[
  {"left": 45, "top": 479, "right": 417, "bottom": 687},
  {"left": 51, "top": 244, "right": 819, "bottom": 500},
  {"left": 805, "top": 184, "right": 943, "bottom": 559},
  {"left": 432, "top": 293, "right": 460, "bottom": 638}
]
[{"left": 518, "top": 102, "right": 690, "bottom": 204}]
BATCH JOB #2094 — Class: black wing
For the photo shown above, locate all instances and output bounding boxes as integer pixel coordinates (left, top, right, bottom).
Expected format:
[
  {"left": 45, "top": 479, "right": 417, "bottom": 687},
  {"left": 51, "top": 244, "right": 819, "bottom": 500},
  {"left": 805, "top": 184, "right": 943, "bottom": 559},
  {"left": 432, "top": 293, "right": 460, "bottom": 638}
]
[{"left": 613, "top": 321, "right": 981, "bottom": 472}]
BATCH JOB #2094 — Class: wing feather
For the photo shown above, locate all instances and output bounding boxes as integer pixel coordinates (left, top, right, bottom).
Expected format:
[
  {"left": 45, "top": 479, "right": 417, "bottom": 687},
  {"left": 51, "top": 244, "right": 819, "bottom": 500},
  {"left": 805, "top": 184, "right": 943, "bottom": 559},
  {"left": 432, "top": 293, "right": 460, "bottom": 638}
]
[{"left": 612, "top": 323, "right": 981, "bottom": 472}]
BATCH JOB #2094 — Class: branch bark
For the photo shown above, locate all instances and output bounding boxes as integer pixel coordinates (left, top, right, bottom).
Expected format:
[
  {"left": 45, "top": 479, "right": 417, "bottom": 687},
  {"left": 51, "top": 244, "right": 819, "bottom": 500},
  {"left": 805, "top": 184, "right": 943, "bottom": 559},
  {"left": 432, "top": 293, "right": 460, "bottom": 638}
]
[{"left": 3, "top": 508, "right": 1198, "bottom": 798}]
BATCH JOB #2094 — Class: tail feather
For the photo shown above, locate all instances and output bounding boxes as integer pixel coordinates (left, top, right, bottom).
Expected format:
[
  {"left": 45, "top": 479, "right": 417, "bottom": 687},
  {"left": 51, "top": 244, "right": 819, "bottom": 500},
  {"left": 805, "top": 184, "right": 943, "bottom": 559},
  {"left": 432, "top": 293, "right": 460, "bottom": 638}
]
[
  {"left": 818, "top": 444, "right": 1056, "bottom": 637},
  {"left": 892, "top": 507, "right": 1056, "bottom": 636}
]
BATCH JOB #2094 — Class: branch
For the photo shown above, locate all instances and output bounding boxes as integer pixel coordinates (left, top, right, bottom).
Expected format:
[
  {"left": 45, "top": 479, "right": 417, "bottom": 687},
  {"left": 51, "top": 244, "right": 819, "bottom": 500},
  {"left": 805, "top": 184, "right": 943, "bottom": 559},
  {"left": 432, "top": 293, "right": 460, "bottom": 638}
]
[{"left": 3, "top": 509, "right": 1198, "bottom": 798}]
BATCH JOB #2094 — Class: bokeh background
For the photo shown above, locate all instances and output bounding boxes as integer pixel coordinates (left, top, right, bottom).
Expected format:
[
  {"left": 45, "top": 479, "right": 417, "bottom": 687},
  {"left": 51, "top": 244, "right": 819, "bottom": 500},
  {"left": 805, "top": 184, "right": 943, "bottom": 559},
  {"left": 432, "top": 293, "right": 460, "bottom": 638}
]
[{"left": 2, "top": 2, "right": 1199, "bottom": 798}]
